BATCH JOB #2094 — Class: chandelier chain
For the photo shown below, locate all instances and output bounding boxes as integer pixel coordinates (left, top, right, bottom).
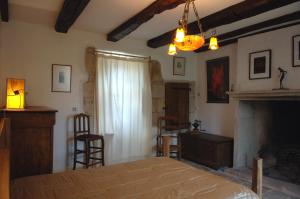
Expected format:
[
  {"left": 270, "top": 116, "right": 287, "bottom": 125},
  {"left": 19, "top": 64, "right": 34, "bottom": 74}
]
[
  {"left": 182, "top": 1, "right": 190, "bottom": 33},
  {"left": 181, "top": 0, "right": 203, "bottom": 35},
  {"left": 192, "top": 1, "right": 203, "bottom": 35}
]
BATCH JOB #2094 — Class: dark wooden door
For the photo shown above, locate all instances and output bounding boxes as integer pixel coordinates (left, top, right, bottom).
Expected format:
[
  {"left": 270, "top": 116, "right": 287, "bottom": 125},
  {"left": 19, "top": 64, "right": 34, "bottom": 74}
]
[{"left": 165, "top": 83, "right": 189, "bottom": 128}]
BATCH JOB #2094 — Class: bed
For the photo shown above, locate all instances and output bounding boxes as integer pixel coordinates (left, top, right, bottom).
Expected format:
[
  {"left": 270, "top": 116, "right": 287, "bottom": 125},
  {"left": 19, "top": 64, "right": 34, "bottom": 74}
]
[
  {"left": 11, "top": 157, "right": 259, "bottom": 199},
  {"left": 1, "top": 118, "right": 259, "bottom": 199}
]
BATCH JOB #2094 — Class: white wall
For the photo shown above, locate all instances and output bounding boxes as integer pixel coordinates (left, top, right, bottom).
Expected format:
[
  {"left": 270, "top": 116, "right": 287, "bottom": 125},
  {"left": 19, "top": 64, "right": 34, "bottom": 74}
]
[
  {"left": 196, "top": 44, "right": 238, "bottom": 138},
  {"left": 236, "top": 25, "right": 300, "bottom": 90},
  {"left": 0, "top": 21, "right": 197, "bottom": 171},
  {"left": 196, "top": 24, "right": 300, "bottom": 139}
]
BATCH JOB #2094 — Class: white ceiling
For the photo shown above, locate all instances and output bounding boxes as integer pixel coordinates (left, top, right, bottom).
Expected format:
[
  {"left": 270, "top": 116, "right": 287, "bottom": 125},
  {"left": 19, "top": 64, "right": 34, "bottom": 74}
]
[{"left": 7, "top": 0, "right": 300, "bottom": 41}]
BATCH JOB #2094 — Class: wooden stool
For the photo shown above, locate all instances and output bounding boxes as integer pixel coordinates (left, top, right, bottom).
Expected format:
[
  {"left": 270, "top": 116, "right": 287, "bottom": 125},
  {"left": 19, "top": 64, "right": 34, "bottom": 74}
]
[{"left": 73, "top": 113, "right": 104, "bottom": 170}]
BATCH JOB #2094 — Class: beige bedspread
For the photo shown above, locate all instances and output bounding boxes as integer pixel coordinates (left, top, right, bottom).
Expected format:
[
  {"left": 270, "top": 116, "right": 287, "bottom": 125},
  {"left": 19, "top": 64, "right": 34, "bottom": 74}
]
[{"left": 12, "top": 157, "right": 258, "bottom": 199}]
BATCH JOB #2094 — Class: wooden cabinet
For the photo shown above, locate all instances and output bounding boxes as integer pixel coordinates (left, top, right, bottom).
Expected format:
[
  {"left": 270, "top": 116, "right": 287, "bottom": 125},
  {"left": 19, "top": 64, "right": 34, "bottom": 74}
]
[
  {"left": 180, "top": 131, "right": 233, "bottom": 169},
  {"left": 0, "top": 107, "right": 57, "bottom": 179},
  {"left": 0, "top": 118, "right": 10, "bottom": 199}
]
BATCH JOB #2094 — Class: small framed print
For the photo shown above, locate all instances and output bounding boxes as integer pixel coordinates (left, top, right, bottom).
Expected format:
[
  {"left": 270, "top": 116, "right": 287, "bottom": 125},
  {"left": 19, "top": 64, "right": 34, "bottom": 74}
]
[
  {"left": 173, "top": 56, "right": 186, "bottom": 76},
  {"left": 293, "top": 35, "right": 300, "bottom": 67},
  {"left": 249, "top": 50, "right": 271, "bottom": 80},
  {"left": 52, "top": 64, "right": 72, "bottom": 92}
]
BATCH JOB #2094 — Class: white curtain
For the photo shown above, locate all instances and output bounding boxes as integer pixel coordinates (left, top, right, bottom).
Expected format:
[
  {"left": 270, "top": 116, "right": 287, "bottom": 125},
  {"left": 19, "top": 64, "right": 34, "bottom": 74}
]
[{"left": 96, "top": 55, "right": 152, "bottom": 165}]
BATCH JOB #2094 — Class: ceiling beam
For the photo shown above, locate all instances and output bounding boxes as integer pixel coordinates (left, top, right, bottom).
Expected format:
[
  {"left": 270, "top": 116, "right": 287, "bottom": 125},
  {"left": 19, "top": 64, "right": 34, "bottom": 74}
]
[
  {"left": 107, "top": 0, "right": 186, "bottom": 42},
  {"left": 147, "top": 0, "right": 299, "bottom": 48},
  {"left": 55, "top": 0, "right": 90, "bottom": 33},
  {"left": 0, "top": 0, "right": 9, "bottom": 22},
  {"left": 195, "top": 11, "right": 300, "bottom": 53}
]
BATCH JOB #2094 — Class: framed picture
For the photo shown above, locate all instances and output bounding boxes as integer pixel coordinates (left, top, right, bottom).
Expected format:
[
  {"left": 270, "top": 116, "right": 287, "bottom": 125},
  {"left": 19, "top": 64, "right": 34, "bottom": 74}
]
[
  {"left": 293, "top": 35, "right": 300, "bottom": 67},
  {"left": 173, "top": 56, "right": 185, "bottom": 76},
  {"left": 249, "top": 50, "right": 271, "bottom": 79},
  {"left": 52, "top": 64, "right": 72, "bottom": 92},
  {"left": 206, "top": 57, "right": 229, "bottom": 103}
]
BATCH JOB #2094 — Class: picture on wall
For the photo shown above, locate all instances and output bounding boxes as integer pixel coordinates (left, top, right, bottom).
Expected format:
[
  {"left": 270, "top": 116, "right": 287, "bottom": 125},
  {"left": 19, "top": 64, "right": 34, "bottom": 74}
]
[
  {"left": 249, "top": 50, "right": 271, "bottom": 79},
  {"left": 173, "top": 56, "right": 185, "bottom": 76},
  {"left": 206, "top": 57, "right": 229, "bottom": 103},
  {"left": 52, "top": 64, "right": 72, "bottom": 92},
  {"left": 293, "top": 35, "right": 300, "bottom": 67}
]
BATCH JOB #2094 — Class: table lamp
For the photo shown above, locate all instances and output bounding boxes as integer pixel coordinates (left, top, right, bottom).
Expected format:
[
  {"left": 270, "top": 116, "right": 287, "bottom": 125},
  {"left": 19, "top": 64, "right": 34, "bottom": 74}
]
[{"left": 6, "top": 78, "right": 25, "bottom": 109}]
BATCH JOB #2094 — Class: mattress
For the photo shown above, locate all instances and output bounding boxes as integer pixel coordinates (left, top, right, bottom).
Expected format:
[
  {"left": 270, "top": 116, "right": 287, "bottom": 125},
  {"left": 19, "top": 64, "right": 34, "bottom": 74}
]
[{"left": 11, "top": 157, "right": 258, "bottom": 199}]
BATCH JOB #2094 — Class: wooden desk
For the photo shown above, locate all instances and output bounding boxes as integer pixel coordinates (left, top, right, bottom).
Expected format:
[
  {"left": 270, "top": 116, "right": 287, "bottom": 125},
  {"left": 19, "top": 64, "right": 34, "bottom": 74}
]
[
  {"left": 180, "top": 131, "right": 233, "bottom": 169},
  {"left": 0, "top": 107, "right": 57, "bottom": 179}
]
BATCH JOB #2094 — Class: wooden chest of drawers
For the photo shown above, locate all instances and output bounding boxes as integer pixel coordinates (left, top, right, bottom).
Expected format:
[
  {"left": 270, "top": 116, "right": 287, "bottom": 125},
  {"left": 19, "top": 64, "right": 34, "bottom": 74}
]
[
  {"left": 180, "top": 131, "right": 233, "bottom": 169},
  {"left": 0, "top": 118, "right": 10, "bottom": 199},
  {"left": 0, "top": 106, "right": 57, "bottom": 179}
]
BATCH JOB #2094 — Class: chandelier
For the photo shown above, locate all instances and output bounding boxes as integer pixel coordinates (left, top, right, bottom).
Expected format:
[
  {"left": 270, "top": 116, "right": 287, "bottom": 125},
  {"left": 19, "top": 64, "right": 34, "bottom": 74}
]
[{"left": 168, "top": 0, "right": 219, "bottom": 55}]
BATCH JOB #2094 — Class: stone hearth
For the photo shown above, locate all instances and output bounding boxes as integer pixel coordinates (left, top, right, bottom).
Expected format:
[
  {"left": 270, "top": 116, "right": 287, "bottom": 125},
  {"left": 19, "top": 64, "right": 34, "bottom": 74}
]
[{"left": 229, "top": 90, "right": 300, "bottom": 185}]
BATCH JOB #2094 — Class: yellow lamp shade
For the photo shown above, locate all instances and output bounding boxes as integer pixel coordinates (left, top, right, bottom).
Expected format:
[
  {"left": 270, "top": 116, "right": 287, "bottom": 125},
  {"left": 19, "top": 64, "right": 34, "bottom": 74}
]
[
  {"left": 168, "top": 43, "right": 177, "bottom": 55},
  {"left": 209, "top": 36, "right": 219, "bottom": 50},
  {"left": 6, "top": 78, "right": 25, "bottom": 109},
  {"left": 175, "top": 35, "right": 205, "bottom": 51},
  {"left": 174, "top": 27, "right": 185, "bottom": 43}
]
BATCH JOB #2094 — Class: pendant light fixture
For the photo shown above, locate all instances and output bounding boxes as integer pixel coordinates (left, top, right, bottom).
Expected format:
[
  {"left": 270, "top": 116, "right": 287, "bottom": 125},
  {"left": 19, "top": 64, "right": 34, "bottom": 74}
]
[
  {"left": 168, "top": 0, "right": 220, "bottom": 55},
  {"left": 209, "top": 30, "right": 219, "bottom": 50},
  {"left": 168, "top": 43, "right": 177, "bottom": 55},
  {"left": 174, "top": 21, "right": 185, "bottom": 43},
  {"left": 168, "top": 0, "right": 205, "bottom": 55}
]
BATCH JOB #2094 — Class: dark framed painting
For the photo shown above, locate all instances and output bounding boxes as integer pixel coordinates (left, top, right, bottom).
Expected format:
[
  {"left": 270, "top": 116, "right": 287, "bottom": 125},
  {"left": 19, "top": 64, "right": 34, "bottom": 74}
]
[
  {"left": 249, "top": 50, "right": 271, "bottom": 79},
  {"left": 206, "top": 57, "right": 229, "bottom": 103},
  {"left": 52, "top": 64, "right": 72, "bottom": 92},
  {"left": 293, "top": 35, "right": 300, "bottom": 67},
  {"left": 173, "top": 56, "right": 185, "bottom": 76}
]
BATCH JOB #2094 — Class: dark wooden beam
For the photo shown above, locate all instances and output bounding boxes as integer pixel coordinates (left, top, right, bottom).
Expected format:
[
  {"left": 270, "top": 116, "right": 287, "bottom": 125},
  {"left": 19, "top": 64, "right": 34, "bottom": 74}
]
[
  {"left": 0, "top": 0, "right": 9, "bottom": 22},
  {"left": 147, "top": 0, "right": 299, "bottom": 48},
  {"left": 55, "top": 0, "right": 90, "bottom": 33},
  {"left": 195, "top": 11, "right": 300, "bottom": 53},
  {"left": 107, "top": 0, "right": 186, "bottom": 42}
]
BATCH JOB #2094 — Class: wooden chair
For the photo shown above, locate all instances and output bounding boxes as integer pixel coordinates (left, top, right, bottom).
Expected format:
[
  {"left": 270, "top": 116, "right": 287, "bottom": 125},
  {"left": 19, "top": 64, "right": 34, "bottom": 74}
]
[
  {"left": 73, "top": 113, "right": 104, "bottom": 170},
  {"left": 156, "top": 116, "right": 183, "bottom": 159}
]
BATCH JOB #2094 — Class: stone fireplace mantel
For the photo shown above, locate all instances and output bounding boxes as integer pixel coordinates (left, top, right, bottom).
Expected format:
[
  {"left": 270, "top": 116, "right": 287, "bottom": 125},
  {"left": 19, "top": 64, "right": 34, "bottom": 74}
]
[
  {"left": 227, "top": 89, "right": 300, "bottom": 101},
  {"left": 231, "top": 90, "right": 300, "bottom": 170}
]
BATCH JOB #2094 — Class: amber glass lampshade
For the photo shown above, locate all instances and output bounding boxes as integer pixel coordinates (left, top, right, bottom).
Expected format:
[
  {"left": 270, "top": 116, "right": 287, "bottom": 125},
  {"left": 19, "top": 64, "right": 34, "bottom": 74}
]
[
  {"left": 168, "top": 43, "right": 177, "bottom": 55},
  {"left": 174, "top": 27, "right": 185, "bottom": 43},
  {"left": 175, "top": 35, "right": 205, "bottom": 51},
  {"left": 209, "top": 36, "right": 219, "bottom": 50},
  {"left": 6, "top": 78, "right": 25, "bottom": 109}
]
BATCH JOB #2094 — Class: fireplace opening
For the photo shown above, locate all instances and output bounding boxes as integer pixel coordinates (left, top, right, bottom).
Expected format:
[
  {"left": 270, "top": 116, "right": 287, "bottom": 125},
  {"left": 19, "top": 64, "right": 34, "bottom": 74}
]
[{"left": 258, "top": 101, "right": 300, "bottom": 185}]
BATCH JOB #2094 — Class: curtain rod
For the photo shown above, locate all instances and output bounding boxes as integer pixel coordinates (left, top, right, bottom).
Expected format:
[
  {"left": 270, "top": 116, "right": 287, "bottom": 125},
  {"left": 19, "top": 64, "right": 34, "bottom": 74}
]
[{"left": 94, "top": 49, "right": 150, "bottom": 60}]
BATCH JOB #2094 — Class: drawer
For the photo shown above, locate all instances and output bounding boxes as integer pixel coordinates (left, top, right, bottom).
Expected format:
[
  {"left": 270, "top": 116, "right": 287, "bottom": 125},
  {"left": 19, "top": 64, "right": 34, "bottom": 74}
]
[{"left": 5, "top": 112, "right": 56, "bottom": 128}]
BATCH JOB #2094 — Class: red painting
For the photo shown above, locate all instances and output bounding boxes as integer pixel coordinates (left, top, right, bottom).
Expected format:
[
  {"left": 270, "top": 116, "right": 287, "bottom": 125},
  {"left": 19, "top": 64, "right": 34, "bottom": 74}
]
[{"left": 206, "top": 57, "right": 229, "bottom": 103}]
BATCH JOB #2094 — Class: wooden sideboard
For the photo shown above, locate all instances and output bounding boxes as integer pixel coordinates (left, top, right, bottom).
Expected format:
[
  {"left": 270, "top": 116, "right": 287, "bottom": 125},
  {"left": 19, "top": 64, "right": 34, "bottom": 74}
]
[
  {"left": 180, "top": 131, "right": 233, "bottom": 169},
  {"left": 0, "top": 106, "right": 57, "bottom": 179}
]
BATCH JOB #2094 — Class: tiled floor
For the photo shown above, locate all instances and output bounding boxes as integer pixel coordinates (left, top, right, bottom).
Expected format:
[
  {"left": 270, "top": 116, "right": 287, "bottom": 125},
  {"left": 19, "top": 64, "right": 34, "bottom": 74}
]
[{"left": 182, "top": 159, "right": 300, "bottom": 199}]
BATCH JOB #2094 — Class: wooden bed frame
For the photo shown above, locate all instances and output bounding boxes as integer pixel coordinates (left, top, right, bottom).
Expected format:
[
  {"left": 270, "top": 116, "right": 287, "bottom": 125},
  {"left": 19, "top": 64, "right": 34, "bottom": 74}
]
[{"left": 0, "top": 123, "right": 262, "bottom": 199}]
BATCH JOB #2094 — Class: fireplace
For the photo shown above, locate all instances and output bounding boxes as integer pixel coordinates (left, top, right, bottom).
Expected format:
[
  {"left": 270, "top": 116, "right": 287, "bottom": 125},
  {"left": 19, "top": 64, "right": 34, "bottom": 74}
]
[
  {"left": 258, "top": 101, "right": 300, "bottom": 184},
  {"left": 229, "top": 90, "right": 300, "bottom": 185}
]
